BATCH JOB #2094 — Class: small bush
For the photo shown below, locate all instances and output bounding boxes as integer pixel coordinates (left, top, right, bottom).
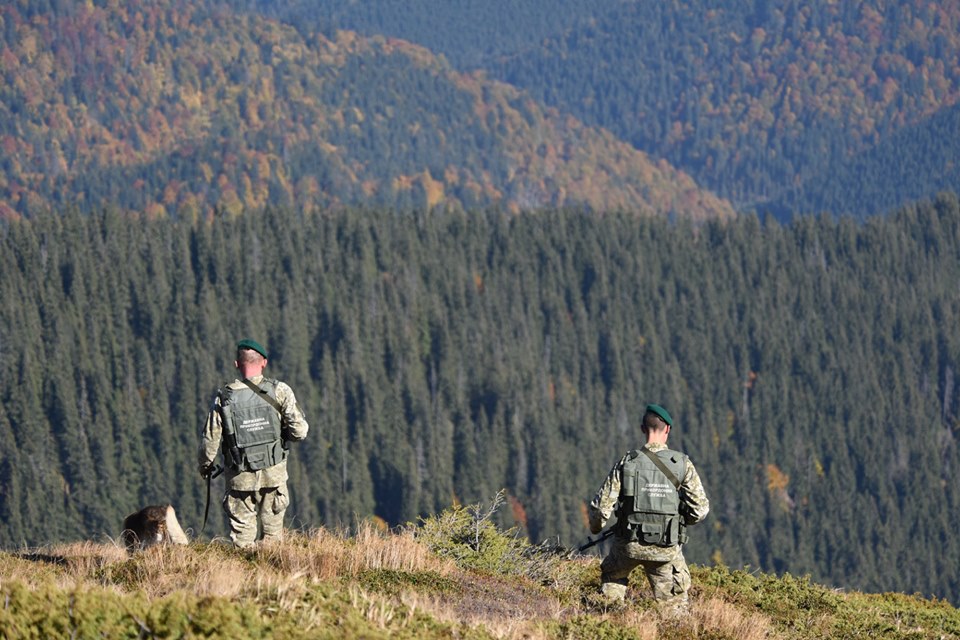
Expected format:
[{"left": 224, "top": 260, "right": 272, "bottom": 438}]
[{"left": 415, "top": 490, "right": 564, "bottom": 584}]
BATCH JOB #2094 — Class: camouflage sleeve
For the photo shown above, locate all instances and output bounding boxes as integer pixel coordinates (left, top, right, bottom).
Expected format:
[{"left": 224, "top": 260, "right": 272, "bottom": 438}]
[
  {"left": 276, "top": 381, "right": 309, "bottom": 441},
  {"left": 198, "top": 393, "right": 223, "bottom": 473},
  {"left": 588, "top": 453, "right": 628, "bottom": 534},
  {"left": 680, "top": 457, "right": 710, "bottom": 525}
]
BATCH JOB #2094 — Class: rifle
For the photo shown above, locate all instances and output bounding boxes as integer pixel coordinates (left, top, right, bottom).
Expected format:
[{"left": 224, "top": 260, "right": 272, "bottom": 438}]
[
  {"left": 570, "top": 526, "right": 616, "bottom": 557},
  {"left": 200, "top": 463, "right": 224, "bottom": 535}
]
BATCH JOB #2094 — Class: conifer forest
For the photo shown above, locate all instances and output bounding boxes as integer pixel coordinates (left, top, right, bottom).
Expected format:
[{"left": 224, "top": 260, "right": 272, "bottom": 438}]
[{"left": 2, "top": 201, "right": 959, "bottom": 602}]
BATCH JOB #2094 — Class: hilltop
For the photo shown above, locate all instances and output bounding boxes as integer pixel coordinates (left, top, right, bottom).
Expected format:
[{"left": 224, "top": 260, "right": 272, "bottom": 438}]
[{"left": 1, "top": 504, "right": 958, "bottom": 640}]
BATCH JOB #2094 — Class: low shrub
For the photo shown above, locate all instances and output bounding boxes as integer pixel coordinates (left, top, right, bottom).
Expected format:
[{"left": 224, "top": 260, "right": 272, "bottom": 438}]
[{"left": 415, "top": 490, "right": 564, "bottom": 584}]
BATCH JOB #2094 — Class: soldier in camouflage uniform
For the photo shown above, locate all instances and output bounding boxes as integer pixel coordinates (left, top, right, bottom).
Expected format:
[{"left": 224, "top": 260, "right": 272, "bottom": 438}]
[
  {"left": 588, "top": 403, "right": 709, "bottom": 611},
  {"left": 199, "top": 339, "right": 309, "bottom": 547}
]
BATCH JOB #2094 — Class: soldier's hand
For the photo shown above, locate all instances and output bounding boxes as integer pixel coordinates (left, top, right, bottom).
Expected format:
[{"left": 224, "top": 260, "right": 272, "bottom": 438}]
[
  {"left": 199, "top": 462, "right": 214, "bottom": 478},
  {"left": 589, "top": 516, "right": 605, "bottom": 535}
]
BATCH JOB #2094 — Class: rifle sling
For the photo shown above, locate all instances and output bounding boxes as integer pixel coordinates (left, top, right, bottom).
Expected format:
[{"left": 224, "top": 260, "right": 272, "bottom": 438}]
[
  {"left": 638, "top": 447, "right": 682, "bottom": 490},
  {"left": 241, "top": 378, "right": 283, "bottom": 415}
]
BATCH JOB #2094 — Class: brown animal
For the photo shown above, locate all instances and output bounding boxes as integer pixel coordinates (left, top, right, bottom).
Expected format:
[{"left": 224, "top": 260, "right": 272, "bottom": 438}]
[{"left": 121, "top": 504, "right": 189, "bottom": 551}]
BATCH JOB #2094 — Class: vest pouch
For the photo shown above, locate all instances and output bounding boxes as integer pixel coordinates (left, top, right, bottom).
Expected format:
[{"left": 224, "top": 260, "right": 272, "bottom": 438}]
[
  {"left": 621, "top": 464, "right": 637, "bottom": 497},
  {"left": 237, "top": 440, "right": 287, "bottom": 471},
  {"left": 272, "top": 440, "right": 288, "bottom": 464},
  {"left": 640, "top": 522, "right": 665, "bottom": 545},
  {"left": 662, "top": 516, "right": 680, "bottom": 547},
  {"left": 244, "top": 445, "right": 272, "bottom": 471},
  {"left": 627, "top": 512, "right": 679, "bottom": 547},
  {"left": 626, "top": 513, "right": 663, "bottom": 545}
]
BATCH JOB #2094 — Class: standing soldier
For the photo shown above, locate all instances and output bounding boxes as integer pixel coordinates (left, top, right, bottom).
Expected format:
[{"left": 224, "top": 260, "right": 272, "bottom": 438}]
[
  {"left": 588, "top": 403, "right": 709, "bottom": 613},
  {"left": 199, "top": 339, "right": 309, "bottom": 547}
]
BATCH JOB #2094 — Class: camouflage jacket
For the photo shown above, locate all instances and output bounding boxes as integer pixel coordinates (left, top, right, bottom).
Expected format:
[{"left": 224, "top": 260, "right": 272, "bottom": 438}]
[
  {"left": 588, "top": 442, "right": 710, "bottom": 539},
  {"left": 199, "top": 375, "right": 309, "bottom": 491}
]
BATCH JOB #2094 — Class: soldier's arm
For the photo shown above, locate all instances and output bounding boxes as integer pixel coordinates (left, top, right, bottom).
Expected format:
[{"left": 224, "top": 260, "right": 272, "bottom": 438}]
[
  {"left": 198, "top": 394, "right": 223, "bottom": 474},
  {"left": 679, "top": 458, "right": 710, "bottom": 525},
  {"left": 276, "top": 381, "right": 309, "bottom": 441},
  {"left": 588, "top": 454, "right": 627, "bottom": 534}
]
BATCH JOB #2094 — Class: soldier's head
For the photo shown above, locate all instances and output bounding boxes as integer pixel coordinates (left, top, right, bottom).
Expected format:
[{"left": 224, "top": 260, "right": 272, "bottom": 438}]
[
  {"left": 235, "top": 338, "right": 268, "bottom": 376},
  {"left": 642, "top": 403, "right": 672, "bottom": 440}
]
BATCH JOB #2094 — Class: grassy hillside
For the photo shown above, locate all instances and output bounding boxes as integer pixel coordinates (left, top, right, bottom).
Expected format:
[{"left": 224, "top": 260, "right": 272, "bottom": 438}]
[
  {"left": 1, "top": 503, "right": 958, "bottom": 640},
  {"left": 0, "top": 0, "right": 732, "bottom": 221}
]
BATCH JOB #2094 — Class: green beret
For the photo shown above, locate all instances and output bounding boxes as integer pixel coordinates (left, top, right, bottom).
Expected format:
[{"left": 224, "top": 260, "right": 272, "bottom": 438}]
[
  {"left": 236, "top": 338, "right": 268, "bottom": 358},
  {"left": 645, "top": 403, "right": 673, "bottom": 426}
]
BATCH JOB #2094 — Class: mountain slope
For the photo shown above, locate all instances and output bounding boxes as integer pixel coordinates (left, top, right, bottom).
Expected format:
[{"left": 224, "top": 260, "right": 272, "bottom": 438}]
[
  {"left": 763, "top": 101, "right": 960, "bottom": 220},
  {"left": 491, "top": 1, "right": 960, "bottom": 211},
  {"left": 209, "top": 1, "right": 960, "bottom": 218},
  {"left": 228, "top": 0, "right": 597, "bottom": 70},
  {"left": 0, "top": 0, "right": 733, "bottom": 220}
]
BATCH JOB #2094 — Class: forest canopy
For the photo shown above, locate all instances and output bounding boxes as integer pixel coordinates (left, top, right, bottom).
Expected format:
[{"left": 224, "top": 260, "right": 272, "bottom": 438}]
[{"left": 1, "top": 198, "right": 959, "bottom": 602}]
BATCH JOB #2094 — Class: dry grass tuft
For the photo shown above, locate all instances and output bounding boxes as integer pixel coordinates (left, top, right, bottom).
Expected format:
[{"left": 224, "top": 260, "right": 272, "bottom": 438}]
[
  {"left": 687, "top": 596, "right": 777, "bottom": 639},
  {"left": 110, "top": 542, "right": 251, "bottom": 599},
  {"left": 620, "top": 607, "right": 663, "bottom": 640},
  {"left": 350, "top": 522, "right": 454, "bottom": 575},
  {"left": 1, "top": 540, "right": 128, "bottom": 591},
  {"left": 253, "top": 529, "right": 347, "bottom": 581},
  {"left": 254, "top": 524, "right": 455, "bottom": 581},
  {"left": 401, "top": 586, "right": 559, "bottom": 640}
]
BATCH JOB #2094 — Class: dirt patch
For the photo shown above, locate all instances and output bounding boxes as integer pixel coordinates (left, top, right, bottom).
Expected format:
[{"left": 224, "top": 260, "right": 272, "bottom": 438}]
[{"left": 444, "top": 571, "right": 561, "bottom": 622}]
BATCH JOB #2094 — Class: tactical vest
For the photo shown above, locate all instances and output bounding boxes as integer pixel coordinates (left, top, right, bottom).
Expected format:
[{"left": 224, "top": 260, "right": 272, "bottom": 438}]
[
  {"left": 219, "top": 378, "right": 285, "bottom": 472},
  {"left": 617, "top": 447, "right": 688, "bottom": 547}
]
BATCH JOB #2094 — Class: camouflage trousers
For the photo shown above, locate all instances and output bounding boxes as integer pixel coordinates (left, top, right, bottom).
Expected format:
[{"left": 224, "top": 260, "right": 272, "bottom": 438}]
[
  {"left": 223, "top": 483, "right": 290, "bottom": 548},
  {"left": 599, "top": 536, "right": 691, "bottom": 612}
]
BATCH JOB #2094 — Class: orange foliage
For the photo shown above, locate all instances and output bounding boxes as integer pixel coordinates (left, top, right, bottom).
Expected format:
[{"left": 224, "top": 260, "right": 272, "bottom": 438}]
[
  {"left": 765, "top": 464, "right": 789, "bottom": 493},
  {"left": 508, "top": 494, "right": 528, "bottom": 530},
  {"left": 578, "top": 501, "right": 591, "bottom": 529},
  {"left": 766, "top": 464, "right": 795, "bottom": 511},
  {"left": 369, "top": 515, "right": 389, "bottom": 532},
  {"left": 421, "top": 171, "right": 444, "bottom": 208}
]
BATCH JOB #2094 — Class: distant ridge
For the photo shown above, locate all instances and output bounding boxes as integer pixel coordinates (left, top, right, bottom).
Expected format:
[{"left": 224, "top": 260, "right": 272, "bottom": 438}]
[
  {"left": 763, "top": 102, "right": 960, "bottom": 221},
  {"left": 0, "top": 0, "right": 733, "bottom": 220}
]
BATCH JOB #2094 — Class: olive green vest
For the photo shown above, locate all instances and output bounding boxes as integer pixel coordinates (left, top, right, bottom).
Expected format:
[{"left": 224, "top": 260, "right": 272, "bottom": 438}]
[
  {"left": 617, "top": 447, "right": 688, "bottom": 547},
  {"left": 220, "top": 379, "right": 285, "bottom": 472}
]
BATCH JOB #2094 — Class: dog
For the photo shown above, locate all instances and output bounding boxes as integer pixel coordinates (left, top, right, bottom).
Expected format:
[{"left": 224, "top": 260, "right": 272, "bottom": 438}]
[{"left": 121, "top": 504, "right": 189, "bottom": 551}]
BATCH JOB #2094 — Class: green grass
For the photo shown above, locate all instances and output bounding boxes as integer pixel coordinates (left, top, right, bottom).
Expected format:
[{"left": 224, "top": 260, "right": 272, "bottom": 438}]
[{"left": 1, "top": 505, "right": 958, "bottom": 639}]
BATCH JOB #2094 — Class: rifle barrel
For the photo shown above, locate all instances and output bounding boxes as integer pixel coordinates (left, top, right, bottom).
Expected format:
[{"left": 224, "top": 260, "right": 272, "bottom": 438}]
[{"left": 577, "top": 527, "right": 615, "bottom": 552}]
